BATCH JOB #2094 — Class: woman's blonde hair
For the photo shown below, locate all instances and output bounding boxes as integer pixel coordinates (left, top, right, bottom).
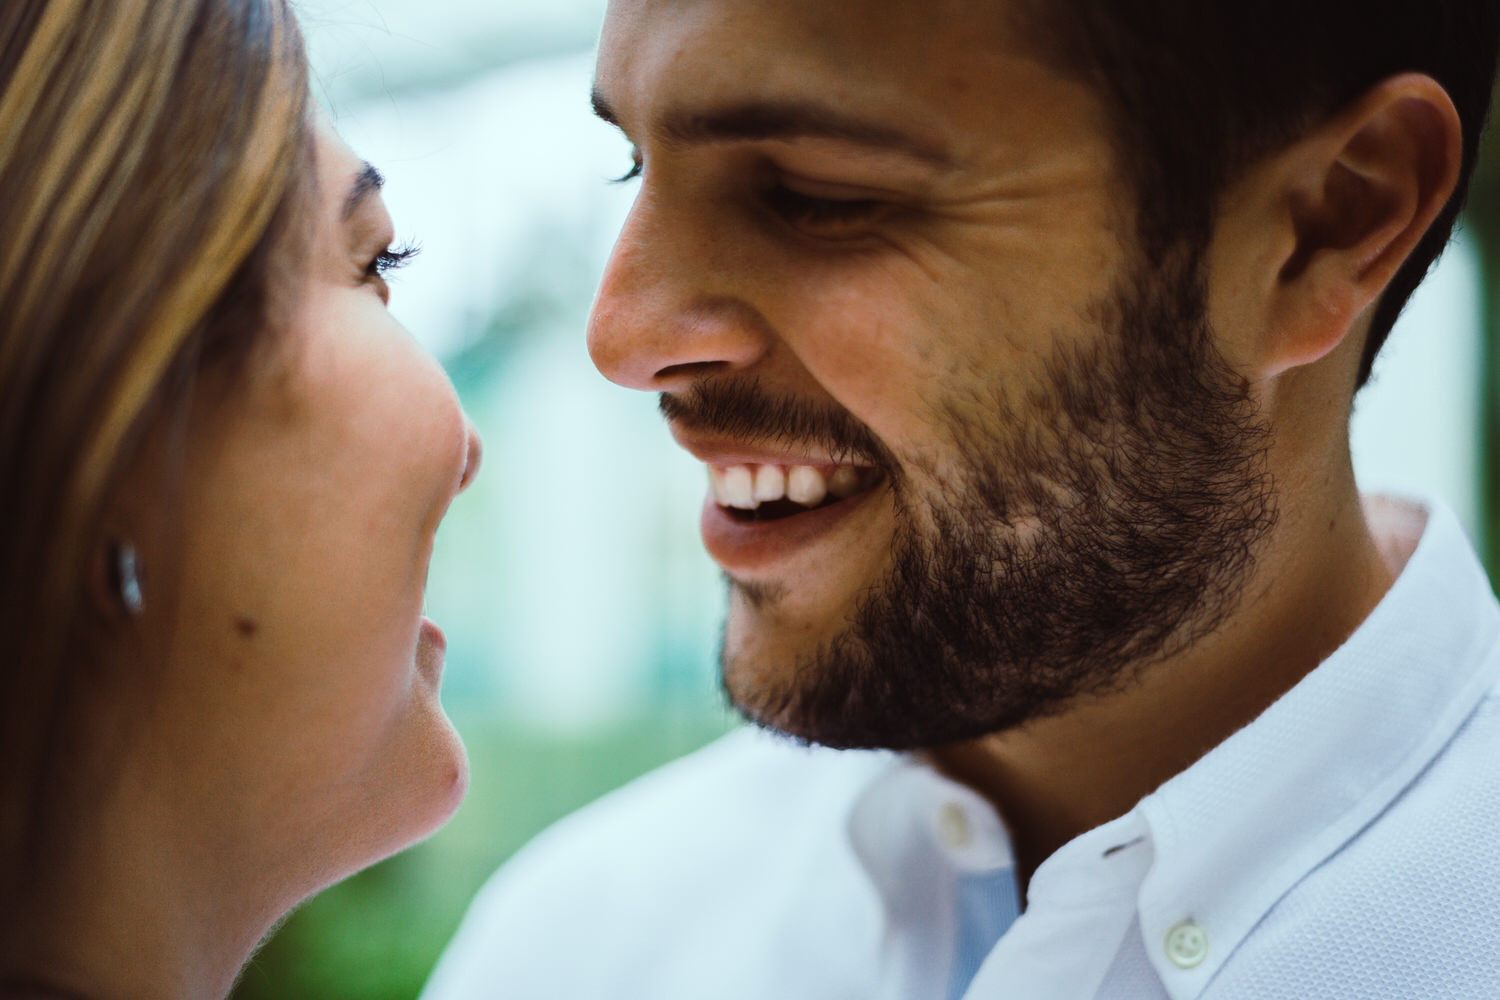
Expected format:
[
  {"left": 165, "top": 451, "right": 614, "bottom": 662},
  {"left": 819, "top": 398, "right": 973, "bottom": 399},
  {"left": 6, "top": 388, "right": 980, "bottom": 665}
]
[{"left": 0, "top": 0, "right": 311, "bottom": 897}]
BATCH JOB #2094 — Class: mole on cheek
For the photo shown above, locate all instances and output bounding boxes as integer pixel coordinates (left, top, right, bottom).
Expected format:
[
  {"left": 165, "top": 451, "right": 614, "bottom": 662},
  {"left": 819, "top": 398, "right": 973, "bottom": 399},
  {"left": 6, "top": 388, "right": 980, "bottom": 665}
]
[{"left": 234, "top": 615, "right": 259, "bottom": 638}]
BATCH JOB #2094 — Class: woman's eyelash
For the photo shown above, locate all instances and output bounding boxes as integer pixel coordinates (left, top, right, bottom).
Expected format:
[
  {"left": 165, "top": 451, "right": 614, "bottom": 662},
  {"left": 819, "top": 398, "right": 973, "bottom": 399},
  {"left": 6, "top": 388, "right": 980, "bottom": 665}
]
[
  {"left": 370, "top": 240, "right": 421, "bottom": 277},
  {"left": 612, "top": 160, "right": 642, "bottom": 184}
]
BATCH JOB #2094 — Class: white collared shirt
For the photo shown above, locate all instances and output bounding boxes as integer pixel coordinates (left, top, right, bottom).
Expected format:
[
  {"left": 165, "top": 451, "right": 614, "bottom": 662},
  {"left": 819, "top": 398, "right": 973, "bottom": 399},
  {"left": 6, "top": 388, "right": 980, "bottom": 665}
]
[{"left": 424, "top": 498, "right": 1500, "bottom": 999}]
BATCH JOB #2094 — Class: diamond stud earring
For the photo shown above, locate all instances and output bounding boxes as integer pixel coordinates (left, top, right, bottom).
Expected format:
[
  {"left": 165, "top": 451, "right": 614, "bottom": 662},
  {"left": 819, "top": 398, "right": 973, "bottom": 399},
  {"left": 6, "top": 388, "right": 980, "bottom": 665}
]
[{"left": 109, "top": 541, "right": 144, "bottom": 617}]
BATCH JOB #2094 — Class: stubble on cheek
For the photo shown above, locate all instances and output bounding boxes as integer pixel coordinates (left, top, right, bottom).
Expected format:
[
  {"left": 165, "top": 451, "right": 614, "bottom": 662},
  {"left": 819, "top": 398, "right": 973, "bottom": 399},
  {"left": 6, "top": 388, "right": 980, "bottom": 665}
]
[{"left": 722, "top": 245, "right": 1277, "bottom": 750}]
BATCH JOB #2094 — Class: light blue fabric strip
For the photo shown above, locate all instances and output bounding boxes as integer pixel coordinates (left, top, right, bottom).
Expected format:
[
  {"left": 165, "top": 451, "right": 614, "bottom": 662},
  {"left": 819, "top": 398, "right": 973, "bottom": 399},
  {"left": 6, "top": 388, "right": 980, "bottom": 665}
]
[{"left": 946, "top": 868, "right": 1022, "bottom": 1000}]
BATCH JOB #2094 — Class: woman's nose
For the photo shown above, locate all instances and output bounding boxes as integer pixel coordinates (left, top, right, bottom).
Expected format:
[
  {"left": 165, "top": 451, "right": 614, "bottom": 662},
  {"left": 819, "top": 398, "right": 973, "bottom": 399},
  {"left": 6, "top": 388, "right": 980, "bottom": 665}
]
[{"left": 586, "top": 193, "right": 771, "bottom": 393}]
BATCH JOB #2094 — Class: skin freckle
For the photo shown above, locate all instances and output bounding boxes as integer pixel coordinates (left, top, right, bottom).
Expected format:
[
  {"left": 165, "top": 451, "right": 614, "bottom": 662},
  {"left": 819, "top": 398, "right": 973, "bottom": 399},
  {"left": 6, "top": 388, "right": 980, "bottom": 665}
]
[{"left": 234, "top": 615, "right": 259, "bottom": 638}]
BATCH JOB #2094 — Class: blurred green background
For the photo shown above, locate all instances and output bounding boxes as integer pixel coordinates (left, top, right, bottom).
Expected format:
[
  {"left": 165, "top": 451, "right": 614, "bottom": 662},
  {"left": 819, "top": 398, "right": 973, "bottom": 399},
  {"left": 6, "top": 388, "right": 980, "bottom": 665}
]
[{"left": 235, "top": 3, "right": 1500, "bottom": 997}]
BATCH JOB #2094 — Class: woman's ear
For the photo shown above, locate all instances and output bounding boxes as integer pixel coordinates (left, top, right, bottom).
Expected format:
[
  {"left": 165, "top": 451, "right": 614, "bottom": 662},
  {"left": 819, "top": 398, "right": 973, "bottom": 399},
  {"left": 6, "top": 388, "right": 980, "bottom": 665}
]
[{"left": 1218, "top": 73, "right": 1462, "bottom": 380}]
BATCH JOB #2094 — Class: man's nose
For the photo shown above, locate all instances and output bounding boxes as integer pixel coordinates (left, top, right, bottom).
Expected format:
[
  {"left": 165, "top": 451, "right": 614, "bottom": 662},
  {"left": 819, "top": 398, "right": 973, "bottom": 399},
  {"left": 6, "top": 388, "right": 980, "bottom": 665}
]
[{"left": 587, "top": 194, "right": 771, "bottom": 393}]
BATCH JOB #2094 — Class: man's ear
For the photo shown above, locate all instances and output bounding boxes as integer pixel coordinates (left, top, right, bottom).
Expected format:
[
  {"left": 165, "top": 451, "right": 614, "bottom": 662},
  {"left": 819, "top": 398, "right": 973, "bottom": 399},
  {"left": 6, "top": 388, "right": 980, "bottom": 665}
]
[{"left": 1229, "top": 73, "right": 1462, "bottom": 380}]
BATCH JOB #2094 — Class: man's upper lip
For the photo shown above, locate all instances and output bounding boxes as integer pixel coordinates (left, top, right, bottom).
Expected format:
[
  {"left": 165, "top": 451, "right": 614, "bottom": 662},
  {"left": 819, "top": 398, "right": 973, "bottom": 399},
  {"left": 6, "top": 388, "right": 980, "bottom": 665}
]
[{"left": 669, "top": 426, "right": 871, "bottom": 469}]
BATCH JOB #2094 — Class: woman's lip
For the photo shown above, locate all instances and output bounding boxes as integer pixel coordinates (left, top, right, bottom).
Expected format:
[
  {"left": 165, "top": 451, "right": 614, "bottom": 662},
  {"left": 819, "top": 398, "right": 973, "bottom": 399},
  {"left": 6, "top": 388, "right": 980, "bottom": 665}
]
[
  {"left": 699, "top": 486, "right": 882, "bottom": 573},
  {"left": 418, "top": 616, "right": 447, "bottom": 683},
  {"left": 419, "top": 616, "right": 446, "bottom": 654}
]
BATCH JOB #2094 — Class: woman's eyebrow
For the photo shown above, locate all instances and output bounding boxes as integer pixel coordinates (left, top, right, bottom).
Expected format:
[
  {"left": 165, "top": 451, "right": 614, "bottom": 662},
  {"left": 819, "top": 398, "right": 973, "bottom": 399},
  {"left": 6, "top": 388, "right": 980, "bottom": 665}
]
[{"left": 342, "top": 162, "right": 384, "bottom": 220}]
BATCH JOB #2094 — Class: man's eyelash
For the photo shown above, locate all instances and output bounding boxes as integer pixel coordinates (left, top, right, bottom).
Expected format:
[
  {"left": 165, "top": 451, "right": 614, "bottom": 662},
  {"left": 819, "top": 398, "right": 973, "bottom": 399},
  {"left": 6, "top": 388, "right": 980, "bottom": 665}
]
[
  {"left": 604, "top": 154, "right": 879, "bottom": 227},
  {"left": 371, "top": 240, "right": 421, "bottom": 276},
  {"left": 764, "top": 186, "right": 882, "bottom": 226},
  {"left": 612, "top": 152, "right": 643, "bottom": 184}
]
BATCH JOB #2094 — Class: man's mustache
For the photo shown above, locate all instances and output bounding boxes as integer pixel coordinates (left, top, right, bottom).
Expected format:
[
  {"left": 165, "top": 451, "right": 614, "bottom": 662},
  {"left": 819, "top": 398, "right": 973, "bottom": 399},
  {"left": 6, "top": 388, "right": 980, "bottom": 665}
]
[{"left": 658, "top": 377, "right": 893, "bottom": 469}]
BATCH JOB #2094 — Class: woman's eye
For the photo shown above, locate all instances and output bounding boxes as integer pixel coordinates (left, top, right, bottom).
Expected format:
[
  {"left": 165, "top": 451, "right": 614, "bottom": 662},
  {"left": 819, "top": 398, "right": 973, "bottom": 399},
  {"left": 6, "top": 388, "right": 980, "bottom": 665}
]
[
  {"left": 765, "top": 184, "right": 883, "bottom": 230},
  {"left": 366, "top": 240, "right": 421, "bottom": 281}
]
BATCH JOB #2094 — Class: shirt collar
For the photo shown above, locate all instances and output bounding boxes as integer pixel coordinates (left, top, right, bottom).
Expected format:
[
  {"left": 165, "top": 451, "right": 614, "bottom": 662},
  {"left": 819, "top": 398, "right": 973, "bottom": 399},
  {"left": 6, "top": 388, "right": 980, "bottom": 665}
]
[
  {"left": 845, "top": 497, "right": 1500, "bottom": 999},
  {"left": 849, "top": 760, "right": 1013, "bottom": 895},
  {"left": 1137, "top": 497, "right": 1500, "bottom": 998}
]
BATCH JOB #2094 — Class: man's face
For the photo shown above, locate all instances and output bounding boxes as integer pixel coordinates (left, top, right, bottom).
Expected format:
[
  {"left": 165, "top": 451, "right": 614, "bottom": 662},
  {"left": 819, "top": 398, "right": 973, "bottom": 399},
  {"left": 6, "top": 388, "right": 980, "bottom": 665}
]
[{"left": 589, "top": 0, "right": 1275, "bottom": 748}]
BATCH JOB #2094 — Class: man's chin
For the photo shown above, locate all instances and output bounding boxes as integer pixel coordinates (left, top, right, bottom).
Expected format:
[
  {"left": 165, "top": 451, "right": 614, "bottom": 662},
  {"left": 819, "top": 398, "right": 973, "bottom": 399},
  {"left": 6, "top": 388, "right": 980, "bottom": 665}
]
[
  {"left": 719, "top": 611, "right": 902, "bottom": 750},
  {"left": 720, "top": 668, "right": 830, "bottom": 746},
  {"left": 719, "top": 587, "right": 857, "bottom": 742}
]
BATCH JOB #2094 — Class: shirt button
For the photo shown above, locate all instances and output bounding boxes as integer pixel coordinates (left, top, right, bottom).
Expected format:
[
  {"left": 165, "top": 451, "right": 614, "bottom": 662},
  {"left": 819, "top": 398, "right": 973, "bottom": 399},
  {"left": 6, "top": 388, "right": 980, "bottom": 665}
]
[
  {"left": 1164, "top": 921, "right": 1209, "bottom": 969},
  {"left": 936, "top": 802, "right": 972, "bottom": 849}
]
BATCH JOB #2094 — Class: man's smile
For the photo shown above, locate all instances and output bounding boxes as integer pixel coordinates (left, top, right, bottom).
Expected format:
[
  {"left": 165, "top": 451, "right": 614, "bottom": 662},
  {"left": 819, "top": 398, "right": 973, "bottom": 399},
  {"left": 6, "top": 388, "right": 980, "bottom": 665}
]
[
  {"left": 672, "top": 427, "right": 890, "bottom": 574},
  {"left": 708, "top": 462, "right": 881, "bottom": 517}
]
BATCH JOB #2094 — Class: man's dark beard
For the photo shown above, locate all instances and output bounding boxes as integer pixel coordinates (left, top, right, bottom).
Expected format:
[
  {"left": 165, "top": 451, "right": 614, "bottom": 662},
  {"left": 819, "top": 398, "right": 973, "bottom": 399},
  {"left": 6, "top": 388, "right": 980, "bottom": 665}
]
[{"left": 664, "top": 244, "right": 1276, "bottom": 751}]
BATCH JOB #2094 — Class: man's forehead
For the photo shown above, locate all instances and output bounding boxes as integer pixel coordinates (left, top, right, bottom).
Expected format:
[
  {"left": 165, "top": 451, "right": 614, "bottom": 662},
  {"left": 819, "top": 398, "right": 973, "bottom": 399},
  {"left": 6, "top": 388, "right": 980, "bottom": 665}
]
[{"left": 595, "top": 0, "right": 1032, "bottom": 124}]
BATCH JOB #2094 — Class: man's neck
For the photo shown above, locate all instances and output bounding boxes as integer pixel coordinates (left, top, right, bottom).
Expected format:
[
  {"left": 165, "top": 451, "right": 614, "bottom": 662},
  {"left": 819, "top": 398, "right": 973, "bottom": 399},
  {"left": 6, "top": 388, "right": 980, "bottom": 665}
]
[{"left": 927, "top": 476, "right": 1406, "bottom": 896}]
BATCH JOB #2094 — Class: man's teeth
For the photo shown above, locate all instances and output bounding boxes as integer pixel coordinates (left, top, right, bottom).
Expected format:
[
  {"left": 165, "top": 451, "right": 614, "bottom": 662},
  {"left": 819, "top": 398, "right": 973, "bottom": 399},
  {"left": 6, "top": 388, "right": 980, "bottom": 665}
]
[
  {"left": 753, "top": 465, "right": 786, "bottom": 502},
  {"left": 708, "top": 463, "right": 870, "bottom": 510},
  {"left": 787, "top": 466, "right": 826, "bottom": 506},
  {"left": 722, "top": 466, "right": 754, "bottom": 508},
  {"left": 828, "top": 466, "right": 860, "bottom": 499}
]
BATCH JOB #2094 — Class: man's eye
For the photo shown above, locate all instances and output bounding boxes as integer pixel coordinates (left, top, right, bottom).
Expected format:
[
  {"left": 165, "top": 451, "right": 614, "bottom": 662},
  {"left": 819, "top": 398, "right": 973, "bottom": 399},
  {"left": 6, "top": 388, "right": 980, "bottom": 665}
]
[
  {"left": 612, "top": 149, "right": 643, "bottom": 184},
  {"left": 764, "top": 185, "right": 882, "bottom": 229}
]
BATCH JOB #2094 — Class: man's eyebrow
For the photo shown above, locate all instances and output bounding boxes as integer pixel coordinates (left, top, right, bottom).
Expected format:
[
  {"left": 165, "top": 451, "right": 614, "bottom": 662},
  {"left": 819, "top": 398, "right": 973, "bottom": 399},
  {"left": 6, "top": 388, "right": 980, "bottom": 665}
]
[
  {"left": 590, "top": 87, "right": 951, "bottom": 167},
  {"left": 343, "top": 162, "right": 384, "bottom": 220},
  {"left": 591, "top": 87, "right": 622, "bottom": 128}
]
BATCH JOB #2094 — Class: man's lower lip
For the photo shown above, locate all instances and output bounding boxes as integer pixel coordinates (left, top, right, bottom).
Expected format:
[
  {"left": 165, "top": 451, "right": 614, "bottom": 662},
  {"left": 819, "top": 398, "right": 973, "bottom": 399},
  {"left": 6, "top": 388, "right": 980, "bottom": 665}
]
[{"left": 699, "top": 490, "right": 876, "bottom": 572}]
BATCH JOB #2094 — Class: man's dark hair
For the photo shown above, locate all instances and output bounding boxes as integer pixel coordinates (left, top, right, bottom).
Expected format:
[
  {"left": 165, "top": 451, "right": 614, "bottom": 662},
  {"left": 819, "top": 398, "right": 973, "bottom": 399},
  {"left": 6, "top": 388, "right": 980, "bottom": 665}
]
[{"left": 1016, "top": 1, "right": 1500, "bottom": 387}]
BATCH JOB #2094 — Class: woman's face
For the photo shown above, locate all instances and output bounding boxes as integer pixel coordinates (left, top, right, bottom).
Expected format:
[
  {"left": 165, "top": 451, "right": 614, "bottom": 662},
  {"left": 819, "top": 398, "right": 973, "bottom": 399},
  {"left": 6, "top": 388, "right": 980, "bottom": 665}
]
[{"left": 121, "top": 120, "right": 482, "bottom": 899}]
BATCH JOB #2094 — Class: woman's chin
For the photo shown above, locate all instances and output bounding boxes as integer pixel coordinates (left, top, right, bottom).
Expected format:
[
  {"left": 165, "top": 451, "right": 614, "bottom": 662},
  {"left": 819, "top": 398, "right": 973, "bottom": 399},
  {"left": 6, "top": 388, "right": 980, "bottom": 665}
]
[
  {"left": 328, "top": 704, "right": 470, "bottom": 888},
  {"left": 423, "top": 710, "right": 470, "bottom": 831},
  {"left": 394, "top": 704, "right": 469, "bottom": 849}
]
